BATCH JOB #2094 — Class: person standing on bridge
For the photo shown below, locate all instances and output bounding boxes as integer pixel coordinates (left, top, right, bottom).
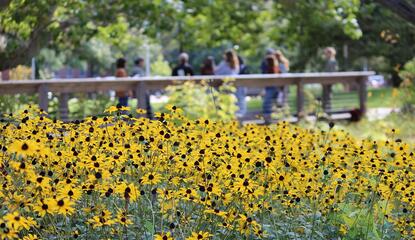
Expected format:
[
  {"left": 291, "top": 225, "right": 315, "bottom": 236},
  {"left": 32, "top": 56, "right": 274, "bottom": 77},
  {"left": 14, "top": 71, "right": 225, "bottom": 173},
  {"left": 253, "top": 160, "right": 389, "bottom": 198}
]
[
  {"left": 214, "top": 49, "right": 246, "bottom": 117},
  {"left": 262, "top": 54, "right": 281, "bottom": 124},
  {"left": 275, "top": 50, "right": 290, "bottom": 106},
  {"left": 322, "top": 47, "right": 338, "bottom": 112},
  {"left": 172, "top": 52, "right": 194, "bottom": 76},
  {"left": 131, "top": 57, "right": 145, "bottom": 77},
  {"left": 324, "top": 47, "right": 338, "bottom": 72},
  {"left": 200, "top": 56, "right": 215, "bottom": 75},
  {"left": 115, "top": 58, "right": 130, "bottom": 107},
  {"left": 131, "top": 57, "right": 152, "bottom": 118},
  {"left": 260, "top": 48, "right": 276, "bottom": 74}
]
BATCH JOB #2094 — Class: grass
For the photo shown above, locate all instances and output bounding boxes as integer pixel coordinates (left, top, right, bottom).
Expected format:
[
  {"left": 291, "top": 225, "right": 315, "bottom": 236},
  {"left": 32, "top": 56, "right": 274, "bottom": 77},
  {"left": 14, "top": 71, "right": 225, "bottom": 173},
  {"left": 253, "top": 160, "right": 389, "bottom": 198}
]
[
  {"left": 247, "top": 86, "right": 396, "bottom": 111},
  {"left": 336, "top": 113, "right": 415, "bottom": 143}
]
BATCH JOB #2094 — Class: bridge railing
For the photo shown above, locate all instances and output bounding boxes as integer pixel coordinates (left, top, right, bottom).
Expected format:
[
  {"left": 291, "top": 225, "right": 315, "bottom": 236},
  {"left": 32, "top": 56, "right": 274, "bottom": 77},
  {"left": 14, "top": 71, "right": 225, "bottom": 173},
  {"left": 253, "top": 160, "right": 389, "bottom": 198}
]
[{"left": 0, "top": 71, "right": 375, "bottom": 120}]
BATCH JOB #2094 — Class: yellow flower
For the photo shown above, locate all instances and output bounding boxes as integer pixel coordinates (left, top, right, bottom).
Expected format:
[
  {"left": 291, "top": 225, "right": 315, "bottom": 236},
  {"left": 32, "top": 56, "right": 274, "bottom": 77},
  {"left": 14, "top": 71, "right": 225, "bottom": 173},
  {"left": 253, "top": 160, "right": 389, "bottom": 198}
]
[
  {"left": 154, "top": 232, "right": 174, "bottom": 240},
  {"left": 87, "top": 215, "right": 116, "bottom": 228},
  {"left": 186, "top": 231, "right": 212, "bottom": 240},
  {"left": 141, "top": 172, "right": 163, "bottom": 185},
  {"left": 3, "top": 211, "right": 34, "bottom": 231},
  {"left": 8, "top": 140, "right": 38, "bottom": 156},
  {"left": 51, "top": 198, "right": 75, "bottom": 216},
  {"left": 57, "top": 185, "right": 82, "bottom": 201},
  {"left": 115, "top": 211, "right": 133, "bottom": 226},
  {"left": 115, "top": 182, "right": 140, "bottom": 201},
  {"left": 339, "top": 224, "right": 348, "bottom": 235},
  {"left": 119, "top": 106, "right": 131, "bottom": 112},
  {"left": 32, "top": 198, "right": 55, "bottom": 217},
  {"left": 104, "top": 106, "right": 118, "bottom": 113},
  {"left": 23, "top": 234, "right": 40, "bottom": 240},
  {"left": 0, "top": 220, "right": 18, "bottom": 239},
  {"left": 136, "top": 108, "right": 147, "bottom": 114}
]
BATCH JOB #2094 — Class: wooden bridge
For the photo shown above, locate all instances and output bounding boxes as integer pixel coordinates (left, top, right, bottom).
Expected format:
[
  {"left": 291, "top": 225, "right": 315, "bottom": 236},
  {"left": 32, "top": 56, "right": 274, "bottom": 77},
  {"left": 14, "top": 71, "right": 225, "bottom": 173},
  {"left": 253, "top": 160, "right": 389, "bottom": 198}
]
[{"left": 0, "top": 71, "right": 374, "bottom": 121}]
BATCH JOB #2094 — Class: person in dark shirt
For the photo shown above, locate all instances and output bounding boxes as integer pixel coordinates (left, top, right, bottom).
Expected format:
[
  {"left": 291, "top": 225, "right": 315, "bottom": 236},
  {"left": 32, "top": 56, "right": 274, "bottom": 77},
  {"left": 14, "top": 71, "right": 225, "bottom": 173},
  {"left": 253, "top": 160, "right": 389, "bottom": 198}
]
[
  {"left": 238, "top": 55, "right": 250, "bottom": 75},
  {"left": 172, "top": 52, "right": 194, "bottom": 76},
  {"left": 200, "top": 56, "right": 215, "bottom": 75}
]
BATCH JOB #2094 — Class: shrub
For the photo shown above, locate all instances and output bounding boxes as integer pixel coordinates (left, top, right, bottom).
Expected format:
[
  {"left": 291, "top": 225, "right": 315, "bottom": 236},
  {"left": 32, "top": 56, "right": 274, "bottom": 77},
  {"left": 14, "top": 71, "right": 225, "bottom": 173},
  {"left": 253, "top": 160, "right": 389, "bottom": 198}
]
[
  {"left": 163, "top": 78, "right": 238, "bottom": 121},
  {"left": 398, "top": 58, "right": 415, "bottom": 113}
]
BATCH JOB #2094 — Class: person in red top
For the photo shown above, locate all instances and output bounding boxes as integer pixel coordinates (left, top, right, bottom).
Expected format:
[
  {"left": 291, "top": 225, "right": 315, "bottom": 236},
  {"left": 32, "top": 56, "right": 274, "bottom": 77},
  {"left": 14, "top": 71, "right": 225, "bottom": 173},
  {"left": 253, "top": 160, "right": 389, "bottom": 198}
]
[
  {"left": 115, "top": 58, "right": 129, "bottom": 107},
  {"left": 265, "top": 54, "right": 280, "bottom": 74},
  {"left": 200, "top": 56, "right": 215, "bottom": 75},
  {"left": 262, "top": 54, "right": 281, "bottom": 124}
]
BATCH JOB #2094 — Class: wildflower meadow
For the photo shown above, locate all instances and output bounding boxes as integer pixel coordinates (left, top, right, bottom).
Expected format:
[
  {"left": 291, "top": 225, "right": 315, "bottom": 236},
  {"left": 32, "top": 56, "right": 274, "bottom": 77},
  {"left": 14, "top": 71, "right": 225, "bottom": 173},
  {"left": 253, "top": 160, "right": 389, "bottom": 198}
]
[{"left": 0, "top": 105, "right": 414, "bottom": 239}]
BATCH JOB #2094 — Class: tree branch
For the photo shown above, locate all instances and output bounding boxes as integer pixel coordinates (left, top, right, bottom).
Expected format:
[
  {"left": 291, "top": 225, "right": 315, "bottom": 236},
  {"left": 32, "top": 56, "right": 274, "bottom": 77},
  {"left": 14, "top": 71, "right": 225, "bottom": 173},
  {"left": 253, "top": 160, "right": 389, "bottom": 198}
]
[
  {"left": 376, "top": 0, "right": 415, "bottom": 25},
  {"left": 0, "top": 0, "right": 12, "bottom": 10},
  {"left": 0, "top": 4, "right": 59, "bottom": 71}
]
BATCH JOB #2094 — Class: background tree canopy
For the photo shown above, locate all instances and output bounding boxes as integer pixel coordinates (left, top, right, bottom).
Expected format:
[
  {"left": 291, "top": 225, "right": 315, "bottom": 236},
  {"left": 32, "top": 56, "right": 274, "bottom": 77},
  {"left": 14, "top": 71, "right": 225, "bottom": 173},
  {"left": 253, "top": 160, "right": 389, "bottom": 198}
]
[{"left": 0, "top": 0, "right": 414, "bottom": 83}]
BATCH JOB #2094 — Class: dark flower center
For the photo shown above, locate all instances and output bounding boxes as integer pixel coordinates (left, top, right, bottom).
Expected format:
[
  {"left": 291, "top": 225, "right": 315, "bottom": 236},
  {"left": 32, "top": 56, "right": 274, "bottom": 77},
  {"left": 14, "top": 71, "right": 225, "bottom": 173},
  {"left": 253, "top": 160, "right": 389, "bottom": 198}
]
[{"left": 21, "top": 143, "right": 29, "bottom": 150}]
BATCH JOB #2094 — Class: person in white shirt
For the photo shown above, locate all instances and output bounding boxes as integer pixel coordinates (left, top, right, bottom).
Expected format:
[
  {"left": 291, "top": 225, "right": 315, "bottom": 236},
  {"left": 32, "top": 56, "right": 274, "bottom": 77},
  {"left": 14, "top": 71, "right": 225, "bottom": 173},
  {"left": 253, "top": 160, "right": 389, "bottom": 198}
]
[{"left": 214, "top": 49, "right": 246, "bottom": 117}]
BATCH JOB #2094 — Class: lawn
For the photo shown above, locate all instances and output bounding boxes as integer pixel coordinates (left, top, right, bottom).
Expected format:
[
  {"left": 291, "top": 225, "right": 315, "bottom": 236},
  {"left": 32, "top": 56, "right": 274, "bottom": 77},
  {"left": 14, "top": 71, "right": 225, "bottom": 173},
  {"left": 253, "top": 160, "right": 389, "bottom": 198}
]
[{"left": 246, "top": 86, "right": 396, "bottom": 111}]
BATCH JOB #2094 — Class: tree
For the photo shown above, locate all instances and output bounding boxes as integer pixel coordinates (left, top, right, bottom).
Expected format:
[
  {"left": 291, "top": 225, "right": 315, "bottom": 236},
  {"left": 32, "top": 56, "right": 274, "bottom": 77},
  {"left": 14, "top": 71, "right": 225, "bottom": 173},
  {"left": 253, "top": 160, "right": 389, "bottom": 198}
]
[
  {"left": 0, "top": 0, "right": 177, "bottom": 71},
  {"left": 1, "top": 0, "right": 366, "bottom": 72},
  {"left": 376, "top": 0, "right": 415, "bottom": 25}
]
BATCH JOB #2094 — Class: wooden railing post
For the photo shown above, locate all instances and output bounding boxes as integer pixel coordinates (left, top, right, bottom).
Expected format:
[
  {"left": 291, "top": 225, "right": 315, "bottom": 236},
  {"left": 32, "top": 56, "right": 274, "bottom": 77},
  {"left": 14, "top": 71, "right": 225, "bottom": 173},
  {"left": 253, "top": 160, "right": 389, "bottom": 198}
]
[
  {"left": 38, "top": 84, "right": 49, "bottom": 112},
  {"left": 322, "top": 84, "right": 332, "bottom": 113},
  {"left": 358, "top": 76, "right": 368, "bottom": 116},
  {"left": 59, "top": 93, "right": 69, "bottom": 121},
  {"left": 296, "top": 79, "right": 304, "bottom": 120},
  {"left": 135, "top": 81, "right": 148, "bottom": 117}
]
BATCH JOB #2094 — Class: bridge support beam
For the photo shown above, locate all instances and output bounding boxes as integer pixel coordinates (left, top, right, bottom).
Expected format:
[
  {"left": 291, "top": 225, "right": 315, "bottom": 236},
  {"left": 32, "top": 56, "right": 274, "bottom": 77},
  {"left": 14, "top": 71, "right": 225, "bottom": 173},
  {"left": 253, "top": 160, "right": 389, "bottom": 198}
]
[
  {"left": 136, "top": 82, "right": 148, "bottom": 118},
  {"left": 59, "top": 93, "right": 69, "bottom": 121},
  {"left": 358, "top": 77, "right": 368, "bottom": 116},
  {"left": 296, "top": 80, "right": 304, "bottom": 120},
  {"left": 38, "top": 84, "right": 49, "bottom": 113},
  {"left": 322, "top": 84, "right": 332, "bottom": 113}
]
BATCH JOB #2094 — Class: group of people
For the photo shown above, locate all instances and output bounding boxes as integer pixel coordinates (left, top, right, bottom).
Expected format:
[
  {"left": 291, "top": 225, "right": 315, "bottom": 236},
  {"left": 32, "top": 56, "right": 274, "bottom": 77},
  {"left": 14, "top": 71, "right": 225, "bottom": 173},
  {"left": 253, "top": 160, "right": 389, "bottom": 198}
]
[{"left": 115, "top": 47, "right": 338, "bottom": 121}]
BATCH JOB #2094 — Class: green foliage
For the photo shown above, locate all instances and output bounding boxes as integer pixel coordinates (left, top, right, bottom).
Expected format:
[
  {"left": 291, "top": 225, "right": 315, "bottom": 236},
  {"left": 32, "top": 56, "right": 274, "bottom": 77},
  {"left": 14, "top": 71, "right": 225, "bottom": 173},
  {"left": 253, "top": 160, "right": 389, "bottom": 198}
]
[
  {"left": 151, "top": 54, "right": 171, "bottom": 76},
  {"left": 349, "top": 2, "right": 415, "bottom": 83},
  {"left": 398, "top": 58, "right": 415, "bottom": 112},
  {"left": 0, "top": 0, "right": 366, "bottom": 73},
  {"left": 68, "top": 93, "right": 116, "bottom": 119},
  {"left": 1, "top": 0, "right": 413, "bottom": 79},
  {"left": 399, "top": 58, "right": 415, "bottom": 82},
  {"left": 309, "top": 112, "right": 415, "bottom": 143},
  {"left": 0, "top": 95, "right": 37, "bottom": 116},
  {"left": 162, "top": 79, "right": 237, "bottom": 121}
]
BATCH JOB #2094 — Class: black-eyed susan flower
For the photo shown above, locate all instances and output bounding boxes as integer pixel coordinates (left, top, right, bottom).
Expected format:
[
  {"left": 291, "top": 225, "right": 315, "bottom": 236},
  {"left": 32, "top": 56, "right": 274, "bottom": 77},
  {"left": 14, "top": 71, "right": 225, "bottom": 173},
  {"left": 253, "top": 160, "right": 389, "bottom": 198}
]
[
  {"left": 141, "top": 172, "right": 163, "bottom": 185},
  {"left": 154, "top": 232, "right": 174, "bottom": 240},
  {"left": 32, "top": 198, "right": 55, "bottom": 217},
  {"left": 186, "top": 231, "right": 212, "bottom": 240},
  {"left": 3, "top": 211, "right": 35, "bottom": 231},
  {"left": 51, "top": 198, "right": 75, "bottom": 216},
  {"left": 115, "top": 211, "right": 133, "bottom": 226},
  {"left": 8, "top": 140, "right": 38, "bottom": 157}
]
